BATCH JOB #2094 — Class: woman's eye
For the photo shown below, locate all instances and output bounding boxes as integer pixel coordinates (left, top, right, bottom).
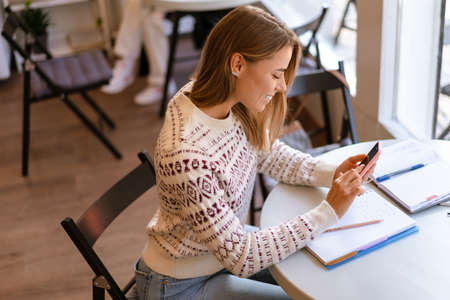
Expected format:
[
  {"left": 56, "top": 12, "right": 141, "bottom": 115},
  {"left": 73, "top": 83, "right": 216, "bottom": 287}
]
[{"left": 272, "top": 75, "right": 280, "bottom": 80}]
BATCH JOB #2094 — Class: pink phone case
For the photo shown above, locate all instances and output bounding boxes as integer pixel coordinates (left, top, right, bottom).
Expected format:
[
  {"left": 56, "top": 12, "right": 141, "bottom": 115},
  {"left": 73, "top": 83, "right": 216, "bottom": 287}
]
[{"left": 360, "top": 142, "right": 382, "bottom": 178}]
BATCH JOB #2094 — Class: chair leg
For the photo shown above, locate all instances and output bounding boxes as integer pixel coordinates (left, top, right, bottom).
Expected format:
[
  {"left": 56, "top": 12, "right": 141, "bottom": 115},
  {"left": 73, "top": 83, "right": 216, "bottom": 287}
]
[
  {"left": 250, "top": 174, "right": 268, "bottom": 226},
  {"left": 122, "top": 277, "right": 136, "bottom": 295},
  {"left": 258, "top": 173, "right": 269, "bottom": 200},
  {"left": 320, "top": 91, "right": 333, "bottom": 144},
  {"left": 22, "top": 100, "right": 30, "bottom": 176},
  {"left": 22, "top": 72, "right": 31, "bottom": 176},
  {"left": 340, "top": 115, "right": 350, "bottom": 142},
  {"left": 338, "top": 61, "right": 358, "bottom": 143},
  {"left": 334, "top": 0, "right": 353, "bottom": 44},
  {"left": 60, "top": 94, "right": 122, "bottom": 159},
  {"left": 250, "top": 188, "right": 256, "bottom": 226},
  {"left": 160, "top": 12, "right": 181, "bottom": 117},
  {"left": 80, "top": 91, "right": 115, "bottom": 129},
  {"left": 92, "top": 277, "right": 105, "bottom": 300}
]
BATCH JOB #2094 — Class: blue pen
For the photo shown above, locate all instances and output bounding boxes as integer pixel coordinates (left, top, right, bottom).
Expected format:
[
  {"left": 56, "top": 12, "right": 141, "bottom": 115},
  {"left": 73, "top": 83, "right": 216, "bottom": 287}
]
[{"left": 376, "top": 163, "right": 425, "bottom": 182}]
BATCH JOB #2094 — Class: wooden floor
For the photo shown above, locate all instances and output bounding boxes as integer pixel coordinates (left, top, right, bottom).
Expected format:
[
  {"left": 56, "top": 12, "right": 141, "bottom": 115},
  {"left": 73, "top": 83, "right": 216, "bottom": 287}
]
[{"left": 0, "top": 38, "right": 202, "bottom": 300}]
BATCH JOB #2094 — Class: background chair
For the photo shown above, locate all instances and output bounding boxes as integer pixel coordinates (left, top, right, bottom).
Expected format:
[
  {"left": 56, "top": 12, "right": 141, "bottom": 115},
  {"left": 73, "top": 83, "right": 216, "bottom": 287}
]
[
  {"left": 251, "top": 61, "right": 358, "bottom": 225},
  {"left": 292, "top": 5, "right": 328, "bottom": 69},
  {"left": 261, "top": 3, "right": 333, "bottom": 144},
  {"left": 288, "top": 61, "right": 358, "bottom": 145},
  {"left": 158, "top": 3, "right": 328, "bottom": 118},
  {"left": 61, "top": 151, "right": 156, "bottom": 300},
  {"left": 290, "top": 5, "right": 337, "bottom": 144},
  {"left": 1, "top": 6, "right": 121, "bottom": 176}
]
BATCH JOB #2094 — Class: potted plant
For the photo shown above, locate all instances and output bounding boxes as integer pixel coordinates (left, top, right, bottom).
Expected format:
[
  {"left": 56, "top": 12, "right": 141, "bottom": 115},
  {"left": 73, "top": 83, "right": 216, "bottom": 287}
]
[{"left": 20, "top": 0, "right": 50, "bottom": 53}]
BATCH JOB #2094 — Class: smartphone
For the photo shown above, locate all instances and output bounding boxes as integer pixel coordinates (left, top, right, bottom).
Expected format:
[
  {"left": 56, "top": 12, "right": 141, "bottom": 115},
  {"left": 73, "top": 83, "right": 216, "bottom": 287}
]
[{"left": 359, "top": 141, "right": 381, "bottom": 177}]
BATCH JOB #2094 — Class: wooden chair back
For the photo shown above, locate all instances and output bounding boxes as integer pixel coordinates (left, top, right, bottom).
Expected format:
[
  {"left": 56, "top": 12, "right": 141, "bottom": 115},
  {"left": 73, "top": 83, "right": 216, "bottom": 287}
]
[{"left": 61, "top": 151, "right": 156, "bottom": 300}]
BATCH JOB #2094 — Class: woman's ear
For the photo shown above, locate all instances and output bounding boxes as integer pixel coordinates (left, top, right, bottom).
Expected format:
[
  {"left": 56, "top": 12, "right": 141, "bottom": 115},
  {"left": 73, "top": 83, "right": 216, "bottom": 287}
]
[{"left": 230, "top": 53, "right": 245, "bottom": 77}]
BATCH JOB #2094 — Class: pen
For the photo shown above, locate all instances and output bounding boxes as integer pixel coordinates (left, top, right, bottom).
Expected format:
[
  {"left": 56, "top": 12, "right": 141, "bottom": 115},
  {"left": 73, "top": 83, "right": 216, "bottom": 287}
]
[
  {"left": 324, "top": 219, "right": 383, "bottom": 233},
  {"left": 376, "top": 163, "right": 425, "bottom": 182}
]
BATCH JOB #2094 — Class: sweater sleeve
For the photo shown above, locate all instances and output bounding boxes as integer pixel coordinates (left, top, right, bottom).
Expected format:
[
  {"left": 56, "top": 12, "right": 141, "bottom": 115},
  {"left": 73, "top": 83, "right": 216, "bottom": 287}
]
[
  {"left": 258, "top": 139, "right": 337, "bottom": 187},
  {"left": 176, "top": 157, "right": 339, "bottom": 278}
]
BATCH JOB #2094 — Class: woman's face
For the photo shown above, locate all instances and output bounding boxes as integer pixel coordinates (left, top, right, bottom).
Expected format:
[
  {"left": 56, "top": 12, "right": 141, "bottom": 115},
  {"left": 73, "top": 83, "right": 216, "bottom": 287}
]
[{"left": 232, "top": 45, "right": 293, "bottom": 113}]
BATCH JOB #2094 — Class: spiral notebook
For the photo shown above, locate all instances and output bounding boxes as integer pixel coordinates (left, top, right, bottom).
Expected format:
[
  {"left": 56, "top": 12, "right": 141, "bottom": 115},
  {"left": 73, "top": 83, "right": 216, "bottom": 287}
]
[
  {"left": 306, "top": 189, "right": 417, "bottom": 269},
  {"left": 371, "top": 140, "right": 450, "bottom": 213}
]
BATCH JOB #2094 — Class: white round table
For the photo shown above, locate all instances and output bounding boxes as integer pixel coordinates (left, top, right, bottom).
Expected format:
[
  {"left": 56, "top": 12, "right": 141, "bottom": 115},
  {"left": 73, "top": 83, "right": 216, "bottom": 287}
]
[
  {"left": 261, "top": 140, "right": 450, "bottom": 300},
  {"left": 150, "top": 0, "right": 256, "bottom": 11}
]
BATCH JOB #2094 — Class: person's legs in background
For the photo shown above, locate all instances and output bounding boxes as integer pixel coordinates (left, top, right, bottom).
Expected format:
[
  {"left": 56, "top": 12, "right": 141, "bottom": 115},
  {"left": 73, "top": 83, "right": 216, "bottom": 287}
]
[
  {"left": 102, "top": 0, "right": 143, "bottom": 94},
  {"left": 134, "top": 7, "right": 176, "bottom": 106}
]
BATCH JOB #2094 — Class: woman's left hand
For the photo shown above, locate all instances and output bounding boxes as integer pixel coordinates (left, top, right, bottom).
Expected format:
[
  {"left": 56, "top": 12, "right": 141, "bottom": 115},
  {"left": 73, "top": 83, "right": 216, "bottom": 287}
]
[{"left": 334, "top": 154, "right": 373, "bottom": 181}]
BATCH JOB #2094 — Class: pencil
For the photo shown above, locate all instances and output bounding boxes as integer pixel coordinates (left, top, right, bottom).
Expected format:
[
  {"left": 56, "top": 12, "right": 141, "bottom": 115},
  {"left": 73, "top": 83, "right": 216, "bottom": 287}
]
[{"left": 324, "top": 219, "right": 383, "bottom": 233}]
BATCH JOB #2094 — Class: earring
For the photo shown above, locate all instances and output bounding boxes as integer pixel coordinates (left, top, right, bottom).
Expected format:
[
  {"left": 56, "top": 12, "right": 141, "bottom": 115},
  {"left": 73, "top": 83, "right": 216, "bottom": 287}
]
[{"left": 232, "top": 71, "right": 239, "bottom": 77}]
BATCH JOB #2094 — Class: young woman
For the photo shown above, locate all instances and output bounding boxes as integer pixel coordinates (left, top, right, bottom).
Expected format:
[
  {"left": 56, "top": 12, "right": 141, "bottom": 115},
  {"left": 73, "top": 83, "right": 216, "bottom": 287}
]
[{"left": 135, "top": 5, "right": 372, "bottom": 299}]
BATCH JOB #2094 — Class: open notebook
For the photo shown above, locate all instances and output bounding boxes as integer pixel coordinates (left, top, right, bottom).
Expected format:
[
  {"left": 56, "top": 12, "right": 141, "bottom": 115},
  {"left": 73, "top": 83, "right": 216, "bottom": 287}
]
[
  {"left": 371, "top": 140, "right": 450, "bottom": 213},
  {"left": 306, "top": 189, "right": 417, "bottom": 269}
]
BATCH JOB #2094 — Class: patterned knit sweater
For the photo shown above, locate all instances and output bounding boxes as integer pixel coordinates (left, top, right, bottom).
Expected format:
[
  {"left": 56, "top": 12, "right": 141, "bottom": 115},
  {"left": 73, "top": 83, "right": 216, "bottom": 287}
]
[{"left": 142, "top": 83, "right": 339, "bottom": 279}]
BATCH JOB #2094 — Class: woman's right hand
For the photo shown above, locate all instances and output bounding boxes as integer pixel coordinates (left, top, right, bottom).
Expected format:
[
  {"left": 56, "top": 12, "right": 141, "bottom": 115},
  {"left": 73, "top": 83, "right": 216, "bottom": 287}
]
[{"left": 326, "top": 165, "right": 365, "bottom": 218}]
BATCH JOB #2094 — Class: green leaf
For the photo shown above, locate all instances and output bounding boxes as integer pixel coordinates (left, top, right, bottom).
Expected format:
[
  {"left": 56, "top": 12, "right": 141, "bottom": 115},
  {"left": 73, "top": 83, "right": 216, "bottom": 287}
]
[{"left": 21, "top": 3, "right": 51, "bottom": 36}]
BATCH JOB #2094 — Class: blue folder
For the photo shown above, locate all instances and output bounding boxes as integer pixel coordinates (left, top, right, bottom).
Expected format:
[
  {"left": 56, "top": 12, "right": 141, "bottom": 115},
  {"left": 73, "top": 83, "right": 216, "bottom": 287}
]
[{"left": 324, "top": 225, "right": 419, "bottom": 270}]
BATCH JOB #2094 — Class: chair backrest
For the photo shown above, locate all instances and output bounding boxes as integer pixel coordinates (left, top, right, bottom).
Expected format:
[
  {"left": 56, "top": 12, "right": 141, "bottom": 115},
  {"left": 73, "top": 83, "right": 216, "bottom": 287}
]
[
  {"left": 259, "top": 2, "right": 328, "bottom": 64},
  {"left": 61, "top": 151, "right": 156, "bottom": 300},
  {"left": 1, "top": 6, "right": 58, "bottom": 92},
  {"left": 288, "top": 61, "right": 359, "bottom": 144}
]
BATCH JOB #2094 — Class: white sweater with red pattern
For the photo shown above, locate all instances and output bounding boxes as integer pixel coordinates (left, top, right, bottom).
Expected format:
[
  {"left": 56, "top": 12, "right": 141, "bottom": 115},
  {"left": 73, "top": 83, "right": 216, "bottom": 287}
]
[{"left": 142, "top": 83, "right": 339, "bottom": 279}]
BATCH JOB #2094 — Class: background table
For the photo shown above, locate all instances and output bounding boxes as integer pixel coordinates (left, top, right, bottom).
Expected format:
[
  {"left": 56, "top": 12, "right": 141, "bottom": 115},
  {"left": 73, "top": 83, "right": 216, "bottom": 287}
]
[
  {"left": 261, "top": 140, "right": 450, "bottom": 300},
  {"left": 150, "top": 0, "right": 256, "bottom": 11}
]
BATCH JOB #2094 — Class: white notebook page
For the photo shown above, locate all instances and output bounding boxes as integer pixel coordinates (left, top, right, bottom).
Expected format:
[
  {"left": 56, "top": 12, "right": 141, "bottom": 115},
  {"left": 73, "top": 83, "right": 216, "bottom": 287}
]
[
  {"left": 306, "top": 189, "right": 416, "bottom": 265},
  {"left": 373, "top": 140, "right": 440, "bottom": 178},
  {"left": 373, "top": 140, "right": 450, "bottom": 211},
  {"left": 380, "top": 162, "right": 450, "bottom": 208}
]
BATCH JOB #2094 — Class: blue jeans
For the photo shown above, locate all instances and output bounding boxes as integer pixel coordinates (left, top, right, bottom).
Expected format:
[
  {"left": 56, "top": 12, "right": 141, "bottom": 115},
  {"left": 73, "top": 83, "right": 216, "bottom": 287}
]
[{"left": 134, "top": 259, "right": 291, "bottom": 300}]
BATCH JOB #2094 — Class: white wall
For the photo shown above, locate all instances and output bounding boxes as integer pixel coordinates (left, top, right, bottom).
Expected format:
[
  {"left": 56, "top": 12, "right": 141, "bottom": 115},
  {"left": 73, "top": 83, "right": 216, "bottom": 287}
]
[{"left": 31, "top": 0, "right": 123, "bottom": 55}]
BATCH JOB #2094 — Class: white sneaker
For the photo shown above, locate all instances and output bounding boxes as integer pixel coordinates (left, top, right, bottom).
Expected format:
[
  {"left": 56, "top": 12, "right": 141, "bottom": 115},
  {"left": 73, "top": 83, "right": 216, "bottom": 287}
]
[
  {"left": 101, "top": 57, "right": 136, "bottom": 94},
  {"left": 134, "top": 80, "right": 177, "bottom": 106}
]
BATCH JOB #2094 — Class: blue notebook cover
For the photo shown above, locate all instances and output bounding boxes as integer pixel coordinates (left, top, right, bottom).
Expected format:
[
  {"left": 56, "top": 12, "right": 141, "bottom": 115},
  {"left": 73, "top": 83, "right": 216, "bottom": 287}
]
[{"left": 325, "top": 225, "right": 419, "bottom": 270}]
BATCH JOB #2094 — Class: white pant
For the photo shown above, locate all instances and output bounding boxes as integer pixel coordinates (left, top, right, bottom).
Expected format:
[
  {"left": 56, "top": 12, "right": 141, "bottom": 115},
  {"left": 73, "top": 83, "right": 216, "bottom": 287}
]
[{"left": 115, "top": 0, "right": 168, "bottom": 86}]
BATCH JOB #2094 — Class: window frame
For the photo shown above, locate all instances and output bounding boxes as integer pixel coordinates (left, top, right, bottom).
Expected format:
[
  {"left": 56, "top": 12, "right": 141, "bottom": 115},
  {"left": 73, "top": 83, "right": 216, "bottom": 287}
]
[{"left": 378, "top": 0, "right": 445, "bottom": 139}]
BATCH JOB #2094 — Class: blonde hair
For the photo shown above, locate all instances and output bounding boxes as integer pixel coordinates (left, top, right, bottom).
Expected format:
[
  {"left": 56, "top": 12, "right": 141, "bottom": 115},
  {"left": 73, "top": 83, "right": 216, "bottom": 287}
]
[{"left": 189, "top": 5, "right": 300, "bottom": 150}]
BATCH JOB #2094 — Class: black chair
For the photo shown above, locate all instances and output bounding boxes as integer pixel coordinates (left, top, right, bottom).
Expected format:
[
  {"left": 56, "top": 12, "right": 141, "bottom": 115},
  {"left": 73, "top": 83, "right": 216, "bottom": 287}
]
[
  {"left": 292, "top": 5, "right": 328, "bottom": 69},
  {"left": 1, "top": 6, "right": 122, "bottom": 176},
  {"left": 260, "top": 3, "right": 332, "bottom": 144},
  {"left": 61, "top": 151, "right": 156, "bottom": 300},
  {"left": 251, "top": 61, "right": 358, "bottom": 224},
  {"left": 291, "top": 5, "right": 337, "bottom": 144},
  {"left": 334, "top": 0, "right": 357, "bottom": 44},
  {"left": 288, "top": 61, "right": 358, "bottom": 144}
]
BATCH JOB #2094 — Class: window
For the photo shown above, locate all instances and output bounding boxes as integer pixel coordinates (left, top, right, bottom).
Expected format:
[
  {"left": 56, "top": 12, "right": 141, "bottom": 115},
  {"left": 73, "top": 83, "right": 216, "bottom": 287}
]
[{"left": 379, "top": 0, "right": 445, "bottom": 139}]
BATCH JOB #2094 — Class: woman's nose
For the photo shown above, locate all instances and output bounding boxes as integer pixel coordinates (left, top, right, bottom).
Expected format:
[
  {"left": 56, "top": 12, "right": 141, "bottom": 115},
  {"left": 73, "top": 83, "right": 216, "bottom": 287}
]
[{"left": 276, "top": 78, "right": 287, "bottom": 93}]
